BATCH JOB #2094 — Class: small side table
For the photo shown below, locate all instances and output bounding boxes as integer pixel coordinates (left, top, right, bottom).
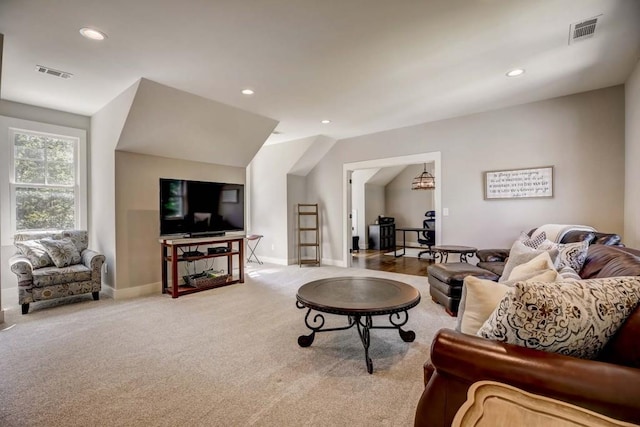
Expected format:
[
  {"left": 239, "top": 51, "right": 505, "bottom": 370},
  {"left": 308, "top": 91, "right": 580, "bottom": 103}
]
[
  {"left": 431, "top": 245, "right": 477, "bottom": 263},
  {"left": 246, "top": 234, "right": 263, "bottom": 264}
]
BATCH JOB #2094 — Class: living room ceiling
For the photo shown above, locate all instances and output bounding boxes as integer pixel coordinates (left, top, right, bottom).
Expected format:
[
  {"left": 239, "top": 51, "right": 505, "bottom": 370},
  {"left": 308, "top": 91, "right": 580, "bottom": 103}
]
[{"left": 0, "top": 0, "right": 639, "bottom": 145}]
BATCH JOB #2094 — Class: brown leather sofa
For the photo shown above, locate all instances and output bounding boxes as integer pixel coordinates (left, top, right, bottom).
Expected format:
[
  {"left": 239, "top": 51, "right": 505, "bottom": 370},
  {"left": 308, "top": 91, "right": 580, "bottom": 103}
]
[
  {"left": 428, "top": 231, "right": 626, "bottom": 316},
  {"left": 415, "top": 244, "right": 640, "bottom": 426},
  {"left": 476, "top": 230, "right": 624, "bottom": 278}
]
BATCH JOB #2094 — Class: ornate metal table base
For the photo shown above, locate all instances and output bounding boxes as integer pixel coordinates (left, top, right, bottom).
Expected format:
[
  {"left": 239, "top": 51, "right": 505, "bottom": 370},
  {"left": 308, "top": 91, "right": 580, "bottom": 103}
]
[
  {"left": 296, "top": 301, "right": 416, "bottom": 374},
  {"left": 432, "top": 245, "right": 478, "bottom": 263}
]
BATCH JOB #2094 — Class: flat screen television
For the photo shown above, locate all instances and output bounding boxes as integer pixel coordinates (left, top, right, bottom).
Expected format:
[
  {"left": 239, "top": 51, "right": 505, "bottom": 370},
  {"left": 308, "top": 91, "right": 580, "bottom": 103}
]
[{"left": 159, "top": 178, "right": 245, "bottom": 237}]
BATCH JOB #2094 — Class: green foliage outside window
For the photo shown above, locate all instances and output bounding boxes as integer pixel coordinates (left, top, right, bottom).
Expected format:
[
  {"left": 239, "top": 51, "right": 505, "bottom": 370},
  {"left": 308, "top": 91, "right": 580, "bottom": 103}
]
[
  {"left": 16, "top": 187, "right": 75, "bottom": 230},
  {"left": 13, "top": 132, "right": 76, "bottom": 231}
]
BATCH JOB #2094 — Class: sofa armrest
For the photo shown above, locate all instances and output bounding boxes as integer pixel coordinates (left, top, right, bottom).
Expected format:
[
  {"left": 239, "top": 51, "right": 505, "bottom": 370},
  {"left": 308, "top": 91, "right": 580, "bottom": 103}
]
[
  {"left": 81, "top": 249, "right": 106, "bottom": 283},
  {"left": 415, "top": 329, "right": 640, "bottom": 427},
  {"left": 475, "top": 249, "right": 509, "bottom": 262},
  {"left": 9, "top": 254, "right": 34, "bottom": 284}
]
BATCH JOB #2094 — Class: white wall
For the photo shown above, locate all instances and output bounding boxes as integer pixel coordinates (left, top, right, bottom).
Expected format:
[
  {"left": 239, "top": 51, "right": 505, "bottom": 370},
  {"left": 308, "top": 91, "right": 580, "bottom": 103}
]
[
  {"left": 287, "top": 174, "right": 306, "bottom": 264},
  {"left": 351, "top": 169, "right": 378, "bottom": 249},
  {"left": 0, "top": 101, "right": 90, "bottom": 312},
  {"left": 89, "top": 81, "right": 140, "bottom": 290},
  {"left": 625, "top": 59, "right": 640, "bottom": 249},
  {"left": 305, "top": 86, "right": 626, "bottom": 264},
  {"left": 249, "top": 138, "right": 319, "bottom": 264},
  {"left": 385, "top": 163, "right": 435, "bottom": 246},
  {"left": 364, "top": 184, "right": 385, "bottom": 247}
]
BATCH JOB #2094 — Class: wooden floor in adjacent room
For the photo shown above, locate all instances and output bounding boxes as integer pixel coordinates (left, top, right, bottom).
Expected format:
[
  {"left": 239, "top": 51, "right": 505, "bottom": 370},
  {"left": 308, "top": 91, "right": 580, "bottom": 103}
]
[{"left": 350, "top": 249, "right": 434, "bottom": 277}]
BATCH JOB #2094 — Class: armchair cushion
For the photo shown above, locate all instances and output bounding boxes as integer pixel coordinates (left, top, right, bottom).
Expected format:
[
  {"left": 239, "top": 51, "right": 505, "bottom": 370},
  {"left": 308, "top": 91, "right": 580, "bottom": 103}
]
[
  {"left": 39, "top": 237, "right": 81, "bottom": 267},
  {"left": 32, "top": 264, "right": 91, "bottom": 287},
  {"left": 15, "top": 240, "right": 53, "bottom": 269},
  {"left": 478, "top": 277, "right": 640, "bottom": 359}
]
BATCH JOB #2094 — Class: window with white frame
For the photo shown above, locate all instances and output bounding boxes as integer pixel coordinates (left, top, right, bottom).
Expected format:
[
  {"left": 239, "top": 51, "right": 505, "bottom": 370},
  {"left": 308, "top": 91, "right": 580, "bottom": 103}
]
[{"left": 9, "top": 128, "right": 80, "bottom": 232}]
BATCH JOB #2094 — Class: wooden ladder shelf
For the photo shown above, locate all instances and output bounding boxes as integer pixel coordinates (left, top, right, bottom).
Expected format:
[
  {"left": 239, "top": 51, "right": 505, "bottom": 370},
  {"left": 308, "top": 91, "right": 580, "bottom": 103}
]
[{"left": 297, "top": 203, "right": 320, "bottom": 266}]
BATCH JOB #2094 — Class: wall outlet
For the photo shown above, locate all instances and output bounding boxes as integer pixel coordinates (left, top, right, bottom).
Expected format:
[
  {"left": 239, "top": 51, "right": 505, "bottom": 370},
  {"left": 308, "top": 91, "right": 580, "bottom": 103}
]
[
  {"left": 103, "top": 263, "right": 108, "bottom": 274},
  {"left": 443, "top": 208, "right": 450, "bottom": 216},
  {"left": 271, "top": 244, "right": 275, "bottom": 251}
]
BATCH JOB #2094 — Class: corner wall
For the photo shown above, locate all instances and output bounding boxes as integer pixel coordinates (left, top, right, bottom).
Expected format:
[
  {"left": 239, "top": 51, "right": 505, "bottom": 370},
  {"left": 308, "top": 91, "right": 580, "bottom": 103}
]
[
  {"left": 625, "top": 59, "right": 640, "bottom": 248},
  {"left": 306, "top": 86, "right": 626, "bottom": 263},
  {"left": 89, "top": 81, "right": 140, "bottom": 291}
]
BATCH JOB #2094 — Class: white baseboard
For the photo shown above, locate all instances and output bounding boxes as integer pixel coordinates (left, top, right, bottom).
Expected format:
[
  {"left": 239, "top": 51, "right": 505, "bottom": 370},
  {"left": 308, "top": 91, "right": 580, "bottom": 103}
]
[
  {"left": 102, "top": 281, "right": 162, "bottom": 300},
  {"left": 254, "top": 256, "right": 288, "bottom": 265},
  {"left": 321, "top": 258, "right": 346, "bottom": 267}
]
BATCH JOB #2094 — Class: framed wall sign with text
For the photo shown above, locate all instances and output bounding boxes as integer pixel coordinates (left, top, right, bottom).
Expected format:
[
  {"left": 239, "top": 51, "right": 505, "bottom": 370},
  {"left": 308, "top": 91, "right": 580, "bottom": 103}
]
[{"left": 484, "top": 166, "right": 554, "bottom": 200}]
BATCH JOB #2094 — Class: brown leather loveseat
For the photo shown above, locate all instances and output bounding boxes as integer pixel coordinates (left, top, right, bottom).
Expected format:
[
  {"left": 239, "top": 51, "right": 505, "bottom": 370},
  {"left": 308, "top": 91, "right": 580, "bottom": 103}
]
[{"left": 415, "top": 244, "right": 640, "bottom": 426}]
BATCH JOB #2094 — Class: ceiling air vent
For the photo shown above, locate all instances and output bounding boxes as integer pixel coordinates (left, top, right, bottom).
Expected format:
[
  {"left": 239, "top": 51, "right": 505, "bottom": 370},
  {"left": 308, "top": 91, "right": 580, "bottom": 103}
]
[
  {"left": 35, "top": 65, "right": 73, "bottom": 79},
  {"left": 569, "top": 16, "right": 600, "bottom": 45}
]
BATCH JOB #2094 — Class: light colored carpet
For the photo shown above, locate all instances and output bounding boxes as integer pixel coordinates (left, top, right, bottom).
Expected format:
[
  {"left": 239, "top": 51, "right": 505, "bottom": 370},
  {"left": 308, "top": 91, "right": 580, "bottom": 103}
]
[{"left": 0, "top": 263, "right": 455, "bottom": 427}]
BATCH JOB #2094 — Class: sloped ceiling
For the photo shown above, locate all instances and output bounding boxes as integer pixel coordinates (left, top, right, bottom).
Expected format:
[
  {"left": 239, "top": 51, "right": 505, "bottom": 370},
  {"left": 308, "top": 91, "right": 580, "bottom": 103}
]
[
  {"left": 367, "top": 166, "right": 411, "bottom": 187},
  {"left": 288, "top": 135, "right": 337, "bottom": 176},
  {"left": 116, "top": 79, "right": 278, "bottom": 167}
]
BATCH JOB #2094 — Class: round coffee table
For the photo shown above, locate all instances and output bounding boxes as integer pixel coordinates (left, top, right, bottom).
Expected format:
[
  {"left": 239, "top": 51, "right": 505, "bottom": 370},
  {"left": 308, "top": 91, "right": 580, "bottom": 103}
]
[
  {"left": 296, "top": 276, "right": 421, "bottom": 373},
  {"left": 431, "top": 245, "right": 477, "bottom": 263}
]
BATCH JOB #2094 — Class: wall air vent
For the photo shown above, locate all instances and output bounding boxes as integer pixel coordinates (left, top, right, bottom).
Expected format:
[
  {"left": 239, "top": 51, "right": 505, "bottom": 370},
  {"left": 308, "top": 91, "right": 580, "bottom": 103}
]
[
  {"left": 569, "top": 16, "right": 600, "bottom": 45},
  {"left": 35, "top": 65, "right": 73, "bottom": 79}
]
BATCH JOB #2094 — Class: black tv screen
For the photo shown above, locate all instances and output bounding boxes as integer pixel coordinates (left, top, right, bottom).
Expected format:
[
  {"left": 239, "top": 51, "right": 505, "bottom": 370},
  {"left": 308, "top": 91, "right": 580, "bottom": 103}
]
[{"left": 159, "top": 178, "right": 245, "bottom": 237}]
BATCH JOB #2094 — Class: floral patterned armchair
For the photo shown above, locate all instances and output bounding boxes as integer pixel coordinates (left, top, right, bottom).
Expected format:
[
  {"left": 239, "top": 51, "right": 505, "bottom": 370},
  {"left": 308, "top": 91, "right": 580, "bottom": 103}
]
[{"left": 8, "top": 230, "right": 105, "bottom": 314}]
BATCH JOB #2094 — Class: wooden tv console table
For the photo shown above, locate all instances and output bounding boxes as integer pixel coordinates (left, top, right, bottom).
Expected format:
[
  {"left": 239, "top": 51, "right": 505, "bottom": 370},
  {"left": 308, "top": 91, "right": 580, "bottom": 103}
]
[{"left": 160, "top": 235, "right": 245, "bottom": 298}]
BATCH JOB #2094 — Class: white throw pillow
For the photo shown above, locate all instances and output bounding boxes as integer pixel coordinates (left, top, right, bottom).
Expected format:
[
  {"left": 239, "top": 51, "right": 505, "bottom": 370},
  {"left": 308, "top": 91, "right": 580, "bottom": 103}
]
[
  {"left": 458, "top": 276, "right": 511, "bottom": 335},
  {"left": 506, "top": 251, "right": 557, "bottom": 282},
  {"left": 499, "top": 240, "right": 559, "bottom": 283}
]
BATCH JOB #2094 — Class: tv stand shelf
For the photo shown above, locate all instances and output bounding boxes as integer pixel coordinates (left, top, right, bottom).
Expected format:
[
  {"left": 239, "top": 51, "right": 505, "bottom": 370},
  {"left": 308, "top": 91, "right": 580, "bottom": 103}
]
[{"left": 160, "top": 235, "right": 245, "bottom": 298}]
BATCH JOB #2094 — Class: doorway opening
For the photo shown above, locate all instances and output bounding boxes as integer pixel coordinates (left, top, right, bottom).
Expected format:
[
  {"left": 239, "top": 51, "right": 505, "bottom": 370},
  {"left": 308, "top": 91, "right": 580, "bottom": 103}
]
[{"left": 342, "top": 152, "right": 442, "bottom": 270}]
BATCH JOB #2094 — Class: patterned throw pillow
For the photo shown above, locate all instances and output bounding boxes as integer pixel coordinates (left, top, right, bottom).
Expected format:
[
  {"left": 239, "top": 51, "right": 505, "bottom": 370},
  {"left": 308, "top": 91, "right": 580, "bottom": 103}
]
[
  {"left": 518, "top": 231, "right": 547, "bottom": 249},
  {"left": 39, "top": 237, "right": 82, "bottom": 268},
  {"left": 477, "top": 277, "right": 640, "bottom": 359},
  {"left": 538, "top": 239, "right": 589, "bottom": 272},
  {"left": 558, "top": 266, "right": 582, "bottom": 281},
  {"left": 15, "top": 240, "right": 54, "bottom": 269}
]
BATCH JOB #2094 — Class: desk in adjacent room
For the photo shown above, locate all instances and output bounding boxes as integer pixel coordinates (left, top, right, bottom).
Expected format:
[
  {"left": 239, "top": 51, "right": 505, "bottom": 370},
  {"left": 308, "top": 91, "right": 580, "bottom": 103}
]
[{"left": 394, "top": 227, "right": 431, "bottom": 257}]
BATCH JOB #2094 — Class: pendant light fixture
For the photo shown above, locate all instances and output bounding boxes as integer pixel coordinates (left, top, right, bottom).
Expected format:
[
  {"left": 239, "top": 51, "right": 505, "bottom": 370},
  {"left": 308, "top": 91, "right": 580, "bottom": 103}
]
[{"left": 411, "top": 163, "right": 435, "bottom": 190}]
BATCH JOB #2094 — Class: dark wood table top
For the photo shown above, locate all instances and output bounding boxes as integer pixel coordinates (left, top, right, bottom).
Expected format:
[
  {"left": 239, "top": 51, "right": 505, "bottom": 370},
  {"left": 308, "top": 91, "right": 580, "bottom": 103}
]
[
  {"left": 296, "top": 276, "right": 421, "bottom": 316},
  {"left": 431, "top": 245, "right": 477, "bottom": 253}
]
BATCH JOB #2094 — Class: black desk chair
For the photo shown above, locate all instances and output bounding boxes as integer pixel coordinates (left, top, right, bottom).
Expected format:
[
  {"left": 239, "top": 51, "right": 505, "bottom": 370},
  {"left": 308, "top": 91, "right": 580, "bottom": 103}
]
[{"left": 418, "top": 211, "right": 435, "bottom": 259}]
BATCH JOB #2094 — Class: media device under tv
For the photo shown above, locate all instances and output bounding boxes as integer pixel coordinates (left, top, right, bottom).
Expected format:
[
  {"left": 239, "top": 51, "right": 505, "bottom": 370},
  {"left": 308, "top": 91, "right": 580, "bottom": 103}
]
[{"left": 159, "top": 178, "right": 245, "bottom": 237}]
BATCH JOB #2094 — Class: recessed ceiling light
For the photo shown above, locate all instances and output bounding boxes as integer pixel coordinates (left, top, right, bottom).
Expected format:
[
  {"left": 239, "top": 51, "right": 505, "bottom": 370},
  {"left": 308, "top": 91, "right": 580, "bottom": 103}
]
[
  {"left": 241, "top": 89, "right": 255, "bottom": 95},
  {"left": 79, "top": 27, "right": 107, "bottom": 41},
  {"left": 321, "top": 119, "right": 331, "bottom": 124},
  {"left": 506, "top": 68, "right": 525, "bottom": 77}
]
